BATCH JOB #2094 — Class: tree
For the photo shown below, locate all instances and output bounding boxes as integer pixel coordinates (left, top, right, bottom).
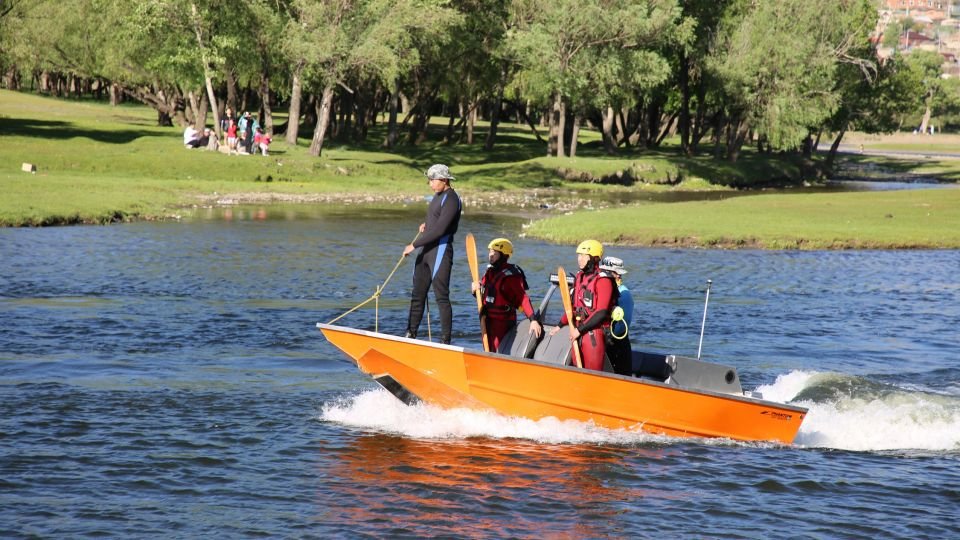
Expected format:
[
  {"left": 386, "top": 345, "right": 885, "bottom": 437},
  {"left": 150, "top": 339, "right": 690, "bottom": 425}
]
[
  {"left": 285, "top": 0, "right": 459, "bottom": 156},
  {"left": 708, "top": 0, "right": 877, "bottom": 162},
  {"left": 507, "top": 0, "right": 683, "bottom": 157},
  {"left": 905, "top": 49, "right": 949, "bottom": 134},
  {"left": 673, "top": 0, "right": 730, "bottom": 155}
]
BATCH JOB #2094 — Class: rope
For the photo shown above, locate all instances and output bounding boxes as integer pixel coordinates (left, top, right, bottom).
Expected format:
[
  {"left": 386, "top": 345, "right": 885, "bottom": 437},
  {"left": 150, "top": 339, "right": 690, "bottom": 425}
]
[
  {"left": 610, "top": 306, "right": 629, "bottom": 340},
  {"left": 326, "top": 232, "right": 420, "bottom": 327}
]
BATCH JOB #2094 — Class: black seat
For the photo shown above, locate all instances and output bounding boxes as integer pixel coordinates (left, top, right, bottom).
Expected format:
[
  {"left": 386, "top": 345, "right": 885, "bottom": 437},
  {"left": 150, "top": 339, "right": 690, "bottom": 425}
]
[
  {"left": 496, "top": 319, "right": 540, "bottom": 358},
  {"left": 531, "top": 326, "right": 572, "bottom": 366},
  {"left": 633, "top": 351, "right": 671, "bottom": 381}
]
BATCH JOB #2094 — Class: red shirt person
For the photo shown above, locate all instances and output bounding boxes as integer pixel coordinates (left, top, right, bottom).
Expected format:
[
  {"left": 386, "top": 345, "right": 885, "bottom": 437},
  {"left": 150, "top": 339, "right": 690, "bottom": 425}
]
[
  {"left": 550, "top": 239, "right": 618, "bottom": 371},
  {"left": 471, "top": 238, "right": 543, "bottom": 352}
]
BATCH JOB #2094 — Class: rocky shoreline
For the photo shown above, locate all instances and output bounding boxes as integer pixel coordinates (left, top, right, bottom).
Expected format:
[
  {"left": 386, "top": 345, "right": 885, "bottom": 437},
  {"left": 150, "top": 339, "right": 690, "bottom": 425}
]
[{"left": 193, "top": 189, "right": 610, "bottom": 215}]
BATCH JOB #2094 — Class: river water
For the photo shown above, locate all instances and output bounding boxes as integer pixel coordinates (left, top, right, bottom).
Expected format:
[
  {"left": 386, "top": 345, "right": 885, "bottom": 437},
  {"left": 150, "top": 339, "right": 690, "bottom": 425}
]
[{"left": 1, "top": 204, "right": 958, "bottom": 538}]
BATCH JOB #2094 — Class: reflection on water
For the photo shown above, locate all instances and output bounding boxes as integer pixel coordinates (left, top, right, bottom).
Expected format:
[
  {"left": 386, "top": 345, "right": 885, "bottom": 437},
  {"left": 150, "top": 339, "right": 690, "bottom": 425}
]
[{"left": 317, "top": 435, "right": 678, "bottom": 537}]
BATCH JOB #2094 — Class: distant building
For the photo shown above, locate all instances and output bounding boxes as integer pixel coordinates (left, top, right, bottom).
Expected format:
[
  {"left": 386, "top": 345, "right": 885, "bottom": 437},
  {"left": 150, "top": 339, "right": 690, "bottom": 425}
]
[
  {"left": 882, "top": 1, "right": 948, "bottom": 14},
  {"left": 901, "top": 30, "right": 936, "bottom": 48}
]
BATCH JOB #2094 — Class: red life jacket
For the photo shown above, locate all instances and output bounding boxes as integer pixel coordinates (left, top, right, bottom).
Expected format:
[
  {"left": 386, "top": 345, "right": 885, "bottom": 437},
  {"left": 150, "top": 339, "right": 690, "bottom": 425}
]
[
  {"left": 573, "top": 269, "right": 619, "bottom": 328},
  {"left": 482, "top": 263, "right": 528, "bottom": 320}
]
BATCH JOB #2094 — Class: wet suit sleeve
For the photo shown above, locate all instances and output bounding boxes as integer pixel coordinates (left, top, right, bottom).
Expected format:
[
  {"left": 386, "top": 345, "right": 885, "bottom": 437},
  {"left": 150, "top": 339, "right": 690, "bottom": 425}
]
[
  {"left": 576, "top": 277, "right": 615, "bottom": 334},
  {"left": 502, "top": 275, "right": 536, "bottom": 319},
  {"left": 413, "top": 191, "right": 460, "bottom": 248}
]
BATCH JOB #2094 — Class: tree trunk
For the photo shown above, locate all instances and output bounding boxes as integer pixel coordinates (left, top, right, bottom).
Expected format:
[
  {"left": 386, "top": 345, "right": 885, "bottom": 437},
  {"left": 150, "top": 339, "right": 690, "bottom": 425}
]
[
  {"left": 466, "top": 99, "right": 476, "bottom": 145},
  {"left": 824, "top": 127, "right": 847, "bottom": 173},
  {"left": 515, "top": 102, "right": 546, "bottom": 143},
  {"left": 339, "top": 89, "right": 351, "bottom": 138},
  {"left": 190, "top": 2, "right": 221, "bottom": 138},
  {"left": 286, "top": 64, "right": 303, "bottom": 145},
  {"left": 196, "top": 90, "right": 209, "bottom": 130},
  {"left": 801, "top": 134, "right": 814, "bottom": 159},
  {"left": 259, "top": 70, "right": 273, "bottom": 136},
  {"left": 919, "top": 100, "right": 932, "bottom": 134},
  {"left": 309, "top": 86, "right": 335, "bottom": 157},
  {"left": 655, "top": 111, "right": 678, "bottom": 146},
  {"left": 645, "top": 102, "right": 662, "bottom": 148},
  {"left": 601, "top": 106, "right": 618, "bottom": 155},
  {"left": 614, "top": 108, "right": 628, "bottom": 146},
  {"left": 679, "top": 50, "right": 691, "bottom": 156},
  {"left": 711, "top": 111, "right": 724, "bottom": 159},
  {"left": 225, "top": 69, "right": 238, "bottom": 113},
  {"left": 385, "top": 89, "right": 400, "bottom": 148},
  {"left": 109, "top": 82, "right": 121, "bottom": 106},
  {"left": 548, "top": 92, "right": 565, "bottom": 157},
  {"left": 186, "top": 90, "right": 199, "bottom": 125},
  {"left": 484, "top": 79, "right": 504, "bottom": 151},
  {"left": 202, "top": 75, "right": 221, "bottom": 138},
  {"left": 3, "top": 65, "right": 19, "bottom": 90},
  {"left": 329, "top": 96, "right": 339, "bottom": 138},
  {"left": 726, "top": 117, "right": 750, "bottom": 163},
  {"left": 569, "top": 113, "right": 581, "bottom": 158},
  {"left": 445, "top": 109, "right": 457, "bottom": 144},
  {"left": 408, "top": 92, "right": 435, "bottom": 145}
]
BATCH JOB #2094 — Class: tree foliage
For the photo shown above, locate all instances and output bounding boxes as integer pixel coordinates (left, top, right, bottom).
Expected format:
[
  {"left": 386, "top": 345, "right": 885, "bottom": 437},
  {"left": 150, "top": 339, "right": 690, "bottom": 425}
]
[{"left": 0, "top": 0, "right": 952, "bottom": 169}]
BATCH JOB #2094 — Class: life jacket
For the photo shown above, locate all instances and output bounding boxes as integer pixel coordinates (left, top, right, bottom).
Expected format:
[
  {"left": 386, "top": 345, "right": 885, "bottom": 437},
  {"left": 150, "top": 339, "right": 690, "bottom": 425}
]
[
  {"left": 483, "top": 263, "right": 528, "bottom": 318},
  {"left": 573, "top": 269, "right": 619, "bottom": 328}
]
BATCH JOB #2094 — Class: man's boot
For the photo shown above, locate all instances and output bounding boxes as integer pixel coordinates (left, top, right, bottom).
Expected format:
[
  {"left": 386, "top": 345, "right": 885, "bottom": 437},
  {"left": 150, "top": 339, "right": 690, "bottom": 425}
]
[{"left": 404, "top": 329, "right": 417, "bottom": 339}]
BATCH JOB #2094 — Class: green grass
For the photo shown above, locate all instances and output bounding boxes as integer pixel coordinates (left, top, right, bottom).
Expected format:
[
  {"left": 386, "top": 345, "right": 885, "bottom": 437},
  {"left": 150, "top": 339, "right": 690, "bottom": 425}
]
[
  {"left": 525, "top": 188, "right": 960, "bottom": 249},
  {"left": 3, "top": 89, "right": 959, "bottom": 250},
  {"left": 0, "top": 89, "right": 826, "bottom": 225}
]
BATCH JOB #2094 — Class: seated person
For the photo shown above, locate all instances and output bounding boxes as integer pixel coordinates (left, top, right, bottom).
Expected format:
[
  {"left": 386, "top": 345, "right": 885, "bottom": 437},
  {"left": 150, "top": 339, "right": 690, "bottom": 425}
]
[
  {"left": 204, "top": 128, "right": 219, "bottom": 151},
  {"left": 183, "top": 125, "right": 199, "bottom": 148},
  {"left": 194, "top": 128, "right": 211, "bottom": 149}
]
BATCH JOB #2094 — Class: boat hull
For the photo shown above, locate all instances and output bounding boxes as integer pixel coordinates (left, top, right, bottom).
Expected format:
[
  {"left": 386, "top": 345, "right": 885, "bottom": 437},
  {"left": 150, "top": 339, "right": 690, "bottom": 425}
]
[{"left": 318, "top": 323, "right": 806, "bottom": 444}]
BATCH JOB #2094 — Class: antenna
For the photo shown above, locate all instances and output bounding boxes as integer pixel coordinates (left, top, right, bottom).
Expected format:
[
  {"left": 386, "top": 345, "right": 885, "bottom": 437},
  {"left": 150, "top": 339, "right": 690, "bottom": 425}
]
[{"left": 697, "top": 279, "right": 712, "bottom": 361}]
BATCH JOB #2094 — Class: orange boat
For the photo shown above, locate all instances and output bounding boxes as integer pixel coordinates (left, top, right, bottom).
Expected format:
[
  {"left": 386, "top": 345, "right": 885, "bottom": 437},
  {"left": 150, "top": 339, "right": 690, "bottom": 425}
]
[{"left": 318, "top": 276, "right": 806, "bottom": 444}]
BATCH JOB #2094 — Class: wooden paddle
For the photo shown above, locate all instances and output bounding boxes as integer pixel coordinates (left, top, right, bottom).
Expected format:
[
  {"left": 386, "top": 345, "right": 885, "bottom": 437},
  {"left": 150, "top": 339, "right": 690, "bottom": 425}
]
[
  {"left": 557, "top": 266, "right": 583, "bottom": 368},
  {"left": 465, "top": 233, "right": 490, "bottom": 352}
]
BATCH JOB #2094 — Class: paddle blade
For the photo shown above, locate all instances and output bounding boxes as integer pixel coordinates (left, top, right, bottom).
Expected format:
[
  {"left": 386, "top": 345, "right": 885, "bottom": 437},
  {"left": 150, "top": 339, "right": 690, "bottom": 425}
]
[
  {"left": 466, "top": 233, "right": 489, "bottom": 351},
  {"left": 557, "top": 266, "right": 582, "bottom": 368},
  {"left": 466, "top": 233, "right": 480, "bottom": 282}
]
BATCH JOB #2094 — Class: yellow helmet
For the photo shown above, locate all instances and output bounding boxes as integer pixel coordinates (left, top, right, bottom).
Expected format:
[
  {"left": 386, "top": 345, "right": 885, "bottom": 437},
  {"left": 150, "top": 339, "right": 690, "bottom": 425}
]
[
  {"left": 576, "top": 239, "right": 603, "bottom": 258},
  {"left": 488, "top": 237, "right": 514, "bottom": 256}
]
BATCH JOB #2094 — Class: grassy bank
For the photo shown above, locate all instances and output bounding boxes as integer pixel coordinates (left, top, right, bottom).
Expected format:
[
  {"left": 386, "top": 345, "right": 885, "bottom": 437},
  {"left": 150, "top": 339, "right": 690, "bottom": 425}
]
[
  {"left": 2, "top": 90, "right": 816, "bottom": 226},
  {"left": 3, "top": 90, "right": 959, "bottom": 251},
  {"left": 525, "top": 188, "right": 960, "bottom": 249}
]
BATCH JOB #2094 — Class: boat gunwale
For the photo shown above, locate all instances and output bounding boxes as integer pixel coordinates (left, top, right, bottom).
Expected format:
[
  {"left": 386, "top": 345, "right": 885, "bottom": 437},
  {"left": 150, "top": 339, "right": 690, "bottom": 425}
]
[{"left": 316, "top": 322, "right": 809, "bottom": 415}]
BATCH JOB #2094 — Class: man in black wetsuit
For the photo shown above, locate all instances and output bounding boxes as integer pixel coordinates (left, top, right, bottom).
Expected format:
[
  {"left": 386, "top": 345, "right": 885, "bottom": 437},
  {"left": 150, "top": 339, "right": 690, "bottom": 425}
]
[{"left": 402, "top": 164, "right": 462, "bottom": 344}]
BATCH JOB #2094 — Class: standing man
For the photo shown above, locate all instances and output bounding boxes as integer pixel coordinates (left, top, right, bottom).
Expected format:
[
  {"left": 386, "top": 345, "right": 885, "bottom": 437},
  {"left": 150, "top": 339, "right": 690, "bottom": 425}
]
[
  {"left": 403, "top": 164, "right": 462, "bottom": 344},
  {"left": 470, "top": 238, "right": 543, "bottom": 352},
  {"left": 599, "top": 256, "right": 633, "bottom": 376},
  {"left": 550, "top": 240, "right": 618, "bottom": 371}
]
